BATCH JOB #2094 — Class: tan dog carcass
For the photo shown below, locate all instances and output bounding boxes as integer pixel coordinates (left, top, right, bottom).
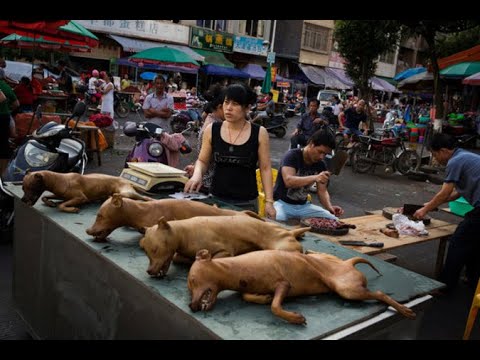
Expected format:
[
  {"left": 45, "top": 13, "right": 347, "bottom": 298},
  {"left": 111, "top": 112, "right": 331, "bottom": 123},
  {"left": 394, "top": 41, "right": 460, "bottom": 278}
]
[
  {"left": 21, "top": 171, "right": 152, "bottom": 213},
  {"left": 139, "top": 216, "right": 309, "bottom": 277},
  {"left": 86, "top": 195, "right": 263, "bottom": 241},
  {"left": 188, "top": 249, "right": 416, "bottom": 325}
]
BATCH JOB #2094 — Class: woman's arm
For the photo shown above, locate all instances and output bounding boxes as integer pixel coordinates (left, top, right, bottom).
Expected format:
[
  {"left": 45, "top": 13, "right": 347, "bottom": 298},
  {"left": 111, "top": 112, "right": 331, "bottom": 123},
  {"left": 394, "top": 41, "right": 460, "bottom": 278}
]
[
  {"left": 184, "top": 123, "right": 213, "bottom": 193},
  {"left": 257, "top": 126, "right": 276, "bottom": 219}
]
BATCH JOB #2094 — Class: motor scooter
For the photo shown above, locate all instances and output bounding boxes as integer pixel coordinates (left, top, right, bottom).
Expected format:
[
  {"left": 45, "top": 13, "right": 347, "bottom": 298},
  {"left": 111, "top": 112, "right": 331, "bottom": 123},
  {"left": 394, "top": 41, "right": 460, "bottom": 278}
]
[
  {"left": 3, "top": 101, "right": 88, "bottom": 182},
  {"left": 122, "top": 121, "right": 192, "bottom": 192},
  {"left": 250, "top": 103, "right": 288, "bottom": 138}
]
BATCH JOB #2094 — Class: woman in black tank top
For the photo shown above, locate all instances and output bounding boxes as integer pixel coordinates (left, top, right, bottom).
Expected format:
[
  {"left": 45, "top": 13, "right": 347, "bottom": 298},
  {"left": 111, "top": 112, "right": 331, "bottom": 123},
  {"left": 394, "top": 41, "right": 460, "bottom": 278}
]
[{"left": 184, "top": 83, "right": 276, "bottom": 219}]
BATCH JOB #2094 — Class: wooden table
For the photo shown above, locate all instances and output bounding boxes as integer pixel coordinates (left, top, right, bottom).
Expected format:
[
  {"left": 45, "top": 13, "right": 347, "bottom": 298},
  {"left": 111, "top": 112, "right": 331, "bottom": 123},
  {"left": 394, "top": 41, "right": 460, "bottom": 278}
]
[
  {"left": 310, "top": 210, "right": 457, "bottom": 278},
  {"left": 36, "top": 94, "right": 69, "bottom": 112}
]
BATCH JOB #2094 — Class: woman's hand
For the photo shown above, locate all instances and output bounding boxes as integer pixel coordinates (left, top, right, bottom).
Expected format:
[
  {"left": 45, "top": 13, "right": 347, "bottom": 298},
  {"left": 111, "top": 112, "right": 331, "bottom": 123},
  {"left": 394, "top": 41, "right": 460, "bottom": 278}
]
[
  {"left": 184, "top": 173, "right": 203, "bottom": 193},
  {"left": 265, "top": 202, "right": 276, "bottom": 220}
]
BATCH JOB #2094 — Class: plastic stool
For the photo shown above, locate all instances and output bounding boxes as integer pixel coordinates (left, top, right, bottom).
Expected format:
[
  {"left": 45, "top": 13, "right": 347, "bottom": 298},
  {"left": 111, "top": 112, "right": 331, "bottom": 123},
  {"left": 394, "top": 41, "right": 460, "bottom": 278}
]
[
  {"left": 463, "top": 279, "right": 480, "bottom": 340},
  {"left": 256, "top": 168, "right": 278, "bottom": 218}
]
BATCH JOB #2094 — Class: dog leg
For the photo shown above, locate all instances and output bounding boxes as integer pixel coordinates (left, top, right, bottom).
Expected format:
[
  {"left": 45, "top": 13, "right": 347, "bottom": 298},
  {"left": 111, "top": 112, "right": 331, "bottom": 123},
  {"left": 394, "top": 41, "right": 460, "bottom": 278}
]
[
  {"left": 121, "top": 190, "right": 153, "bottom": 202},
  {"left": 58, "top": 197, "right": 87, "bottom": 213},
  {"left": 211, "top": 250, "right": 233, "bottom": 259},
  {"left": 336, "top": 287, "right": 416, "bottom": 319},
  {"left": 271, "top": 281, "right": 306, "bottom": 325},
  {"left": 173, "top": 253, "right": 193, "bottom": 264},
  {"left": 41, "top": 195, "right": 62, "bottom": 207},
  {"left": 242, "top": 293, "right": 273, "bottom": 304}
]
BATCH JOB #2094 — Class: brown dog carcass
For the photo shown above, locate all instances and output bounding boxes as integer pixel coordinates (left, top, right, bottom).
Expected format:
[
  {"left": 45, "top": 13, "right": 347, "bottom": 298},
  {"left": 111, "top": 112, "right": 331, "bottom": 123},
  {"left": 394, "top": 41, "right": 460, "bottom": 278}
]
[
  {"left": 139, "top": 216, "right": 309, "bottom": 278},
  {"left": 86, "top": 195, "right": 263, "bottom": 241},
  {"left": 188, "top": 249, "right": 416, "bottom": 325},
  {"left": 21, "top": 170, "right": 152, "bottom": 213}
]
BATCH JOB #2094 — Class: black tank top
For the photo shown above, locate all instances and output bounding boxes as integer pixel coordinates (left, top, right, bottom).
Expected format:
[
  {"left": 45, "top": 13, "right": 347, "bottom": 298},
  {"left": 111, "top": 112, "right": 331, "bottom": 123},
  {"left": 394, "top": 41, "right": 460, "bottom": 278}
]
[{"left": 210, "top": 121, "right": 260, "bottom": 201}]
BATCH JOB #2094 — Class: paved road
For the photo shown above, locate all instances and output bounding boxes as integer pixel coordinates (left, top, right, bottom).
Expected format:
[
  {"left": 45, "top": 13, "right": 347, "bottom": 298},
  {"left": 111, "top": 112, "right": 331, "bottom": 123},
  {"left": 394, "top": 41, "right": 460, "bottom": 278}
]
[{"left": 1, "top": 112, "right": 479, "bottom": 339}]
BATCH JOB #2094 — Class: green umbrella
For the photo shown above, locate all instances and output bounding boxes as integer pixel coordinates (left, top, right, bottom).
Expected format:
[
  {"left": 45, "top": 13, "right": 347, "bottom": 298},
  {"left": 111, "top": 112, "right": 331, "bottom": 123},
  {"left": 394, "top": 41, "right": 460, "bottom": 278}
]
[
  {"left": 440, "top": 61, "right": 480, "bottom": 78},
  {"left": 261, "top": 63, "right": 272, "bottom": 94},
  {"left": 0, "top": 33, "right": 90, "bottom": 52},
  {"left": 129, "top": 47, "right": 199, "bottom": 67},
  {"left": 58, "top": 20, "right": 99, "bottom": 47}
]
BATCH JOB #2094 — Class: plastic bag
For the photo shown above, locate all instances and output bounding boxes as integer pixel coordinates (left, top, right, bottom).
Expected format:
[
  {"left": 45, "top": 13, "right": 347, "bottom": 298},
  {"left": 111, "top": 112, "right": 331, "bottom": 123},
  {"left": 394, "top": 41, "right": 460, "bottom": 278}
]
[{"left": 392, "top": 213, "right": 428, "bottom": 236}]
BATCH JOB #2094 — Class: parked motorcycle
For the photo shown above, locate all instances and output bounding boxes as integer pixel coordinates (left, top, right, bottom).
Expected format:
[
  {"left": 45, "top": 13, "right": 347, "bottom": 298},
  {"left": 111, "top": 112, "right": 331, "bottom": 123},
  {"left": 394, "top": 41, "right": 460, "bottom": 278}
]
[
  {"left": 3, "top": 101, "right": 88, "bottom": 182},
  {"left": 250, "top": 103, "right": 288, "bottom": 138},
  {"left": 123, "top": 121, "right": 192, "bottom": 168}
]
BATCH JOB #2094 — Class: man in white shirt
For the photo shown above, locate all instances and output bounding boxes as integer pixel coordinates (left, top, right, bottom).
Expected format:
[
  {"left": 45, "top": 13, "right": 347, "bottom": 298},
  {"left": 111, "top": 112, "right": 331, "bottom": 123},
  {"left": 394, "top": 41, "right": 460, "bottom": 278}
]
[{"left": 143, "top": 75, "right": 174, "bottom": 130}]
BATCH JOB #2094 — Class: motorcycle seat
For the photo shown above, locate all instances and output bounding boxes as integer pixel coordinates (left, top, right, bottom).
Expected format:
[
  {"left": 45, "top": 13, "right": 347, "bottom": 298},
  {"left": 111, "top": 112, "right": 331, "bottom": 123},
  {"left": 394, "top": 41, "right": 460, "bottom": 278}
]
[{"left": 58, "top": 138, "right": 85, "bottom": 168}]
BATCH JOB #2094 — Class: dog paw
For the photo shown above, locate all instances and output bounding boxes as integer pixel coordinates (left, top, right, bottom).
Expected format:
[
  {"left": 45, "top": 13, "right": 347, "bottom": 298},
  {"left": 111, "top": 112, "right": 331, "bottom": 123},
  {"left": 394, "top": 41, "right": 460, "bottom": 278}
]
[{"left": 289, "top": 312, "right": 307, "bottom": 325}]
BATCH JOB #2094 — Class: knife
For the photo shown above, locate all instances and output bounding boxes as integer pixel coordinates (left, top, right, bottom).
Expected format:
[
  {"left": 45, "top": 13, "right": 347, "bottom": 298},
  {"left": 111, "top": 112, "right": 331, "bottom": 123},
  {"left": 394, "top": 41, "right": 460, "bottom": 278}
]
[
  {"left": 403, "top": 204, "right": 438, "bottom": 216},
  {"left": 339, "top": 240, "right": 384, "bottom": 248},
  {"left": 328, "top": 150, "right": 349, "bottom": 176}
]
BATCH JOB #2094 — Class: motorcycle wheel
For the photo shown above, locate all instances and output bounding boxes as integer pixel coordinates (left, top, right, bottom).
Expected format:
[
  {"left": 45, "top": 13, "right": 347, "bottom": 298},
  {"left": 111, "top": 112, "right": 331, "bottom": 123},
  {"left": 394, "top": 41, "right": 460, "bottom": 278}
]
[
  {"left": 351, "top": 143, "right": 373, "bottom": 173},
  {"left": 171, "top": 118, "right": 187, "bottom": 133},
  {"left": 115, "top": 101, "right": 130, "bottom": 118},
  {"left": 395, "top": 149, "right": 420, "bottom": 175},
  {"left": 273, "top": 126, "right": 286, "bottom": 138}
]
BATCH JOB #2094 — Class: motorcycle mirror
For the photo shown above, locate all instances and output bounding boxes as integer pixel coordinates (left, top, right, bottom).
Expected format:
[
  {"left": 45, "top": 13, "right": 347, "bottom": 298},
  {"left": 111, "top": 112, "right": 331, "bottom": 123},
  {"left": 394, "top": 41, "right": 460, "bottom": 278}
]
[
  {"left": 71, "top": 101, "right": 87, "bottom": 118},
  {"left": 155, "top": 128, "right": 163, "bottom": 135}
]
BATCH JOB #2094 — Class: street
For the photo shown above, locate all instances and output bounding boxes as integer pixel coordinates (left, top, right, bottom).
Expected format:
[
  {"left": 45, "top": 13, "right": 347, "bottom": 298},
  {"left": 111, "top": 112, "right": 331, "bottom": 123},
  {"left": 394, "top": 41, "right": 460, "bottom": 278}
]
[{"left": 1, "top": 113, "right": 479, "bottom": 339}]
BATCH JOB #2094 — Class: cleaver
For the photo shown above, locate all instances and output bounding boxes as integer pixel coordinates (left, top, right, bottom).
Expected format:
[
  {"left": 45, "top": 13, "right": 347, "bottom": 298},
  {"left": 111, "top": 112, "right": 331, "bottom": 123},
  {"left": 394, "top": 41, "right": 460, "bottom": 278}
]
[
  {"left": 328, "top": 150, "right": 349, "bottom": 175},
  {"left": 403, "top": 204, "right": 438, "bottom": 216}
]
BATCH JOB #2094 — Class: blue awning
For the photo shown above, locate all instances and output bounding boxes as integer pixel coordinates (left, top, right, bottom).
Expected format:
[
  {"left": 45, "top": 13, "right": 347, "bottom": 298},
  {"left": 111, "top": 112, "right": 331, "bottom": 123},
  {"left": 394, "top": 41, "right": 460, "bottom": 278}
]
[
  {"left": 393, "top": 67, "right": 426, "bottom": 82},
  {"left": 200, "top": 64, "right": 249, "bottom": 78},
  {"left": 299, "top": 64, "right": 351, "bottom": 89},
  {"left": 241, "top": 63, "right": 291, "bottom": 82}
]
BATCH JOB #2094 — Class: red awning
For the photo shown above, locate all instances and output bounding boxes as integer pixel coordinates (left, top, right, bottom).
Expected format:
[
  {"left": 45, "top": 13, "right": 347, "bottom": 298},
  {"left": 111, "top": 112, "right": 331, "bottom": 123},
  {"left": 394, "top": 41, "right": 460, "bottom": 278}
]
[{"left": 438, "top": 44, "right": 480, "bottom": 70}]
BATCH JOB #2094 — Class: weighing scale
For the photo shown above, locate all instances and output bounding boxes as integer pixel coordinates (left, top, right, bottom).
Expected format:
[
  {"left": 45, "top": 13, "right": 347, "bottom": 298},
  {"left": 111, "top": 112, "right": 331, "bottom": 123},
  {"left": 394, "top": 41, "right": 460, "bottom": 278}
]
[{"left": 120, "top": 162, "right": 189, "bottom": 192}]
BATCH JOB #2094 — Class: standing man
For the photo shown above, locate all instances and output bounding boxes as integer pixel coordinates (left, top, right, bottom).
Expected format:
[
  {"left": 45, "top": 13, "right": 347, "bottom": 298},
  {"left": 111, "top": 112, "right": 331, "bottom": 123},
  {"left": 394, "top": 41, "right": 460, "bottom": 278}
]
[
  {"left": 56, "top": 60, "right": 73, "bottom": 93},
  {"left": 414, "top": 133, "right": 480, "bottom": 291},
  {"left": 0, "top": 71, "right": 19, "bottom": 175},
  {"left": 143, "top": 75, "right": 174, "bottom": 130},
  {"left": 290, "top": 98, "right": 323, "bottom": 149},
  {"left": 274, "top": 129, "right": 344, "bottom": 222}
]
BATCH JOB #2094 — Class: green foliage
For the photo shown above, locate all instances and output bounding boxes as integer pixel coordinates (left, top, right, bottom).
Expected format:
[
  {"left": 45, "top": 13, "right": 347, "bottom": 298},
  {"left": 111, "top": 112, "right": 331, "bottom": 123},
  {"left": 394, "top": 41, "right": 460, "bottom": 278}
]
[
  {"left": 334, "top": 20, "right": 401, "bottom": 99},
  {"left": 436, "top": 26, "right": 480, "bottom": 58}
]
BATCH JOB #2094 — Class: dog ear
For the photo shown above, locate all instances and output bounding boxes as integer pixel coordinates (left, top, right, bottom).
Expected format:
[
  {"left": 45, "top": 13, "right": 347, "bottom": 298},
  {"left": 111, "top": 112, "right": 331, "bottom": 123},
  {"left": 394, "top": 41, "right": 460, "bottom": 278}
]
[
  {"left": 157, "top": 216, "right": 170, "bottom": 230},
  {"left": 111, "top": 193, "right": 123, "bottom": 208},
  {"left": 195, "top": 249, "right": 211, "bottom": 261},
  {"left": 242, "top": 210, "right": 265, "bottom": 222}
]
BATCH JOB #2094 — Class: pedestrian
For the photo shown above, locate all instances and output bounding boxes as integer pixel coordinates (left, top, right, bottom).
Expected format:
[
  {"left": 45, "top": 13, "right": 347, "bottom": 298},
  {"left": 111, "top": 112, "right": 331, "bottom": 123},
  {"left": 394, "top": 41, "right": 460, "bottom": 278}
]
[
  {"left": 184, "top": 82, "right": 276, "bottom": 218},
  {"left": 273, "top": 129, "right": 344, "bottom": 222},
  {"left": 290, "top": 98, "right": 323, "bottom": 149},
  {"left": 96, "top": 72, "right": 114, "bottom": 118},
  {"left": 0, "top": 70, "right": 19, "bottom": 175},
  {"left": 143, "top": 75, "right": 174, "bottom": 131},
  {"left": 414, "top": 133, "right": 480, "bottom": 291}
]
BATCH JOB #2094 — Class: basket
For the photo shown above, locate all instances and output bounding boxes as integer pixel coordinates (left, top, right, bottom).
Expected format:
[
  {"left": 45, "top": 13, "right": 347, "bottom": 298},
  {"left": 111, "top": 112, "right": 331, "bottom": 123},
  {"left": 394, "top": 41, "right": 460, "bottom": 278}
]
[
  {"left": 300, "top": 218, "right": 349, "bottom": 236},
  {"left": 449, "top": 197, "right": 474, "bottom": 216}
]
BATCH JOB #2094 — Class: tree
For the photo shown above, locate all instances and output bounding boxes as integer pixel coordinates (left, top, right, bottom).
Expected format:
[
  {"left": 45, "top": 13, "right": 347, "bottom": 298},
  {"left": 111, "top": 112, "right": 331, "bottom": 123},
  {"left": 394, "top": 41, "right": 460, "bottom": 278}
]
[
  {"left": 334, "top": 21, "right": 402, "bottom": 128},
  {"left": 399, "top": 20, "right": 480, "bottom": 124},
  {"left": 436, "top": 25, "right": 480, "bottom": 58},
  {"left": 334, "top": 20, "right": 401, "bottom": 100}
]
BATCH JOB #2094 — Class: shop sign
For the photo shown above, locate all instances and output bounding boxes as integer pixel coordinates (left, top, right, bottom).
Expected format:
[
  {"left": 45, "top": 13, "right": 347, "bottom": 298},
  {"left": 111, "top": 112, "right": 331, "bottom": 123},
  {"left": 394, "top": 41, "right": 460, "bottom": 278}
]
[
  {"left": 76, "top": 20, "right": 190, "bottom": 45},
  {"left": 276, "top": 81, "right": 290, "bottom": 87},
  {"left": 189, "top": 27, "right": 234, "bottom": 53},
  {"left": 233, "top": 35, "right": 268, "bottom": 56}
]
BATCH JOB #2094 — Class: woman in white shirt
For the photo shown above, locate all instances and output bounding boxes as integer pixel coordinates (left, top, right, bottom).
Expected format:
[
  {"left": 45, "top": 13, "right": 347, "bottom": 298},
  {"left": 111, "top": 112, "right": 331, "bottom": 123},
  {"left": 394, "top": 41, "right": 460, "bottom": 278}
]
[{"left": 97, "top": 71, "right": 114, "bottom": 118}]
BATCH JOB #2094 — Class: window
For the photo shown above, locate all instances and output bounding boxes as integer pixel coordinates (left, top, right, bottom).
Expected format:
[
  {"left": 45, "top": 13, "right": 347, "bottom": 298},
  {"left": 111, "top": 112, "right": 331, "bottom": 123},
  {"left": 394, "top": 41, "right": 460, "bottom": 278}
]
[
  {"left": 379, "top": 51, "right": 395, "bottom": 64},
  {"left": 238, "top": 20, "right": 264, "bottom": 38},
  {"left": 196, "top": 20, "right": 227, "bottom": 32},
  {"left": 302, "top": 24, "right": 330, "bottom": 53}
]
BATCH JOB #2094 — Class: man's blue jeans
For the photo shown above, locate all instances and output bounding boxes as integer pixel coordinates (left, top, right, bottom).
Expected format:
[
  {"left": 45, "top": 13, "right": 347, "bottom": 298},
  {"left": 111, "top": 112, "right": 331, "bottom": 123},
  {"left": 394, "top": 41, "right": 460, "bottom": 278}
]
[{"left": 273, "top": 199, "right": 337, "bottom": 222}]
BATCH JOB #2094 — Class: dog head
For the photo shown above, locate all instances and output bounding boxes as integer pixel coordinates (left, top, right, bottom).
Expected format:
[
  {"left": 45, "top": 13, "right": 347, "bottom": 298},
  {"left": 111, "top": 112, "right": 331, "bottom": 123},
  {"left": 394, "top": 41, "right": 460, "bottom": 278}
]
[
  {"left": 21, "top": 171, "right": 46, "bottom": 206},
  {"left": 86, "top": 194, "right": 124, "bottom": 240},
  {"left": 188, "top": 250, "right": 219, "bottom": 312},
  {"left": 139, "top": 217, "right": 177, "bottom": 278}
]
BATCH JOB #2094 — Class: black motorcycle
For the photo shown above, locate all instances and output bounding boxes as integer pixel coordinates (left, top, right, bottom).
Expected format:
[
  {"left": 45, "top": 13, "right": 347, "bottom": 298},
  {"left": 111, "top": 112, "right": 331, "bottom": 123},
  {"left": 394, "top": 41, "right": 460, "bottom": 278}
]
[
  {"left": 3, "top": 101, "right": 88, "bottom": 182},
  {"left": 251, "top": 103, "right": 288, "bottom": 138}
]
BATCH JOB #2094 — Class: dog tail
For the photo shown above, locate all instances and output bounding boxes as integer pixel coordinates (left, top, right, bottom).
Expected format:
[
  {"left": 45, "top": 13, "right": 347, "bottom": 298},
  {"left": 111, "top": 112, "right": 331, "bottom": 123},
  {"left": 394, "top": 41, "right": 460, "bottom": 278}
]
[
  {"left": 291, "top": 226, "right": 311, "bottom": 239},
  {"left": 348, "top": 257, "right": 382, "bottom": 276},
  {"left": 195, "top": 249, "right": 212, "bottom": 261}
]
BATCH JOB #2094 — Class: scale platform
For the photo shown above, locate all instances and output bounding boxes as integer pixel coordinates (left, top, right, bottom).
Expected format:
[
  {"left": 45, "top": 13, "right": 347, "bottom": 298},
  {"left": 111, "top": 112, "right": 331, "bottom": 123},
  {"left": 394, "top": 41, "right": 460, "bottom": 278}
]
[{"left": 120, "top": 162, "right": 188, "bottom": 192}]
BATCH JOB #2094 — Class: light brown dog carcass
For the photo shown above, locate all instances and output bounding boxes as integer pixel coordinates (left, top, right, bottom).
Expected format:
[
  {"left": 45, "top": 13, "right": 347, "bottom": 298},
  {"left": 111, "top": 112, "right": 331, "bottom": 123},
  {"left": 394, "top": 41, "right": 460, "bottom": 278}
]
[
  {"left": 139, "top": 216, "right": 309, "bottom": 278},
  {"left": 86, "top": 195, "right": 263, "bottom": 241},
  {"left": 188, "top": 249, "right": 416, "bottom": 325},
  {"left": 21, "top": 170, "right": 152, "bottom": 213}
]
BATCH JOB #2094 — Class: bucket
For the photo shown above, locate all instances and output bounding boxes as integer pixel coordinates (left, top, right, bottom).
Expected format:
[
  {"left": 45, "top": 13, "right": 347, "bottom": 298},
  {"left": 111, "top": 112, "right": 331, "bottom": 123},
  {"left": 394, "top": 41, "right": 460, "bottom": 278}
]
[
  {"left": 417, "top": 127, "right": 426, "bottom": 137},
  {"left": 418, "top": 136, "right": 424, "bottom": 144},
  {"left": 409, "top": 132, "right": 419, "bottom": 143}
]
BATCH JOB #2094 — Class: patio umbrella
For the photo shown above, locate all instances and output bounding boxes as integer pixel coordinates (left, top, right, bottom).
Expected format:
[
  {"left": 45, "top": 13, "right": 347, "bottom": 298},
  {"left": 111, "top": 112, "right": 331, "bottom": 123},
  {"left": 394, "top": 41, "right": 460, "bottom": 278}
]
[
  {"left": 261, "top": 63, "right": 272, "bottom": 94},
  {"left": 462, "top": 71, "right": 480, "bottom": 85},
  {"left": 0, "top": 33, "right": 91, "bottom": 52},
  {"left": 139, "top": 71, "right": 158, "bottom": 81},
  {"left": 0, "top": 20, "right": 99, "bottom": 47},
  {"left": 393, "top": 67, "right": 426, "bottom": 82},
  {"left": 397, "top": 71, "right": 434, "bottom": 91},
  {"left": 129, "top": 47, "right": 199, "bottom": 68},
  {"left": 440, "top": 61, "right": 480, "bottom": 78}
]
